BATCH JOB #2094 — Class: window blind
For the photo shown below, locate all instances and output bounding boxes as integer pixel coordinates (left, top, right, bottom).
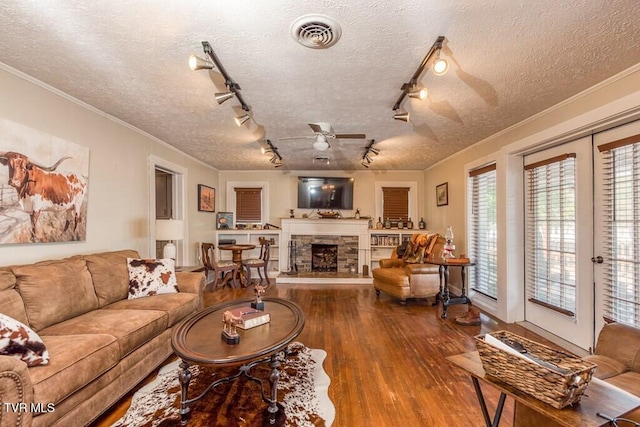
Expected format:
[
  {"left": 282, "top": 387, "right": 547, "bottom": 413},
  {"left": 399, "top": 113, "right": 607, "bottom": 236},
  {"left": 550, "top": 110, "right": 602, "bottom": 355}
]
[
  {"left": 525, "top": 153, "right": 577, "bottom": 317},
  {"left": 598, "top": 134, "right": 640, "bottom": 327},
  {"left": 235, "top": 187, "right": 262, "bottom": 223},
  {"left": 382, "top": 187, "right": 409, "bottom": 222},
  {"left": 468, "top": 164, "right": 498, "bottom": 299}
]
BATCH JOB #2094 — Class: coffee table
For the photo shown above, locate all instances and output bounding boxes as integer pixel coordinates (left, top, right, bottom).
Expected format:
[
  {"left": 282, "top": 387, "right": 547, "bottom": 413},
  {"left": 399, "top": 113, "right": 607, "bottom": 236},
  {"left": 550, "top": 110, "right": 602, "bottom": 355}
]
[{"left": 171, "top": 297, "right": 305, "bottom": 425}]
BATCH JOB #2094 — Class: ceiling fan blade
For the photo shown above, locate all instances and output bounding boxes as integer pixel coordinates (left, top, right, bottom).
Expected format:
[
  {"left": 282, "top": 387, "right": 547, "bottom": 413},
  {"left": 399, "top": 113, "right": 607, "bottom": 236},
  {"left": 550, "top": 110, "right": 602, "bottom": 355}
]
[
  {"left": 278, "top": 135, "right": 315, "bottom": 141},
  {"left": 334, "top": 133, "right": 367, "bottom": 139},
  {"left": 308, "top": 123, "right": 325, "bottom": 133}
]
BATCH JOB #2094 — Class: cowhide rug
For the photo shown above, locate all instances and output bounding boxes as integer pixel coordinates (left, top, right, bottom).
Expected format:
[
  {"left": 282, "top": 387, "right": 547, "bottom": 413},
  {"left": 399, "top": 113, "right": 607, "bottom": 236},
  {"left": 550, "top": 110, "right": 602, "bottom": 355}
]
[{"left": 112, "top": 342, "right": 334, "bottom": 427}]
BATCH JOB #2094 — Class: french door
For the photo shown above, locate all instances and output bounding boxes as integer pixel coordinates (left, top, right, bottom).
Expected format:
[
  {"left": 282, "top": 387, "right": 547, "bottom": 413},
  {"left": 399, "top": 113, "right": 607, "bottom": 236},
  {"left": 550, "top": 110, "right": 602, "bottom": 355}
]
[
  {"left": 594, "top": 120, "right": 640, "bottom": 335},
  {"left": 524, "top": 136, "right": 594, "bottom": 351}
]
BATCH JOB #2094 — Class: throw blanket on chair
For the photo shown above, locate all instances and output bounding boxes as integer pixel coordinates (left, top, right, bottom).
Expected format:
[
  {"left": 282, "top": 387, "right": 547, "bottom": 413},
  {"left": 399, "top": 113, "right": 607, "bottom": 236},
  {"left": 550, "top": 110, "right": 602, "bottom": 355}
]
[{"left": 402, "top": 233, "right": 444, "bottom": 263}]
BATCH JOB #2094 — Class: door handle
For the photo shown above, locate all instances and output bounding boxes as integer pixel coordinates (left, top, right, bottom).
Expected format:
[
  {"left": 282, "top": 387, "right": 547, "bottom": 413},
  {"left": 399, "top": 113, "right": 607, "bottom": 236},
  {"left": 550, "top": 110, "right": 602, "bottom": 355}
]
[{"left": 591, "top": 256, "right": 604, "bottom": 264}]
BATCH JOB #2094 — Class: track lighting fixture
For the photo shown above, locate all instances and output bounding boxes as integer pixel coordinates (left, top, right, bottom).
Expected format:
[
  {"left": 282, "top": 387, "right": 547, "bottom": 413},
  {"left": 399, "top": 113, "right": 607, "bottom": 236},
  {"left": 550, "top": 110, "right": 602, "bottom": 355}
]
[
  {"left": 361, "top": 139, "right": 379, "bottom": 168},
  {"left": 189, "top": 41, "right": 251, "bottom": 112},
  {"left": 235, "top": 114, "right": 250, "bottom": 126},
  {"left": 433, "top": 48, "right": 449, "bottom": 76},
  {"left": 215, "top": 92, "right": 235, "bottom": 105},
  {"left": 262, "top": 140, "right": 283, "bottom": 168},
  {"left": 392, "top": 35, "right": 446, "bottom": 114},
  {"left": 188, "top": 54, "right": 213, "bottom": 71},
  {"left": 393, "top": 111, "right": 410, "bottom": 122},
  {"left": 408, "top": 86, "right": 428, "bottom": 100}
]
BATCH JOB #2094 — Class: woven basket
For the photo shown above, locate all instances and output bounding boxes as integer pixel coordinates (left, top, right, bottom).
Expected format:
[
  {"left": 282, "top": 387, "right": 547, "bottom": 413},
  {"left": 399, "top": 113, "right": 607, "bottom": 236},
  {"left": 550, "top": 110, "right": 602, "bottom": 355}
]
[{"left": 474, "top": 331, "right": 597, "bottom": 409}]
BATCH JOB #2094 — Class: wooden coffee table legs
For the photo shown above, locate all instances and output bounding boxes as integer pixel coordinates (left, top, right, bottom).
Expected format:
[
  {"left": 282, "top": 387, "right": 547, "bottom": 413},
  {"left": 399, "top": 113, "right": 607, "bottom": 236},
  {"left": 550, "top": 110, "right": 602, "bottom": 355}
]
[{"left": 176, "top": 353, "right": 285, "bottom": 425}]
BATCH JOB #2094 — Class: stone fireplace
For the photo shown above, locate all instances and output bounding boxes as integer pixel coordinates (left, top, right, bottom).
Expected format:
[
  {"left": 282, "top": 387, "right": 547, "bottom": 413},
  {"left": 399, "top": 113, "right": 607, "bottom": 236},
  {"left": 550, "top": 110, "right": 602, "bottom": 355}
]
[{"left": 278, "top": 218, "right": 372, "bottom": 284}]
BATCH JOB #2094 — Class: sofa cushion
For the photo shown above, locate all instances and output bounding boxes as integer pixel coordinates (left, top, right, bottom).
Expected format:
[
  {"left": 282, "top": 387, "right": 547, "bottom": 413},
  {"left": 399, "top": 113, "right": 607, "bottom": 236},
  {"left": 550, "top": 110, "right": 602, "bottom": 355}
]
[
  {"left": 13, "top": 258, "right": 99, "bottom": 332},
  {"left": 84, "top": 249, "right": 140, "bottom": 307},
  {"left": 0, "top": 268, "right": 29, "bottom": 325},
  {"left": 583, "top": 354, "right": 628, "bottom": 380},
  {"left": 0, "top": 313, "right": 49, "bottom": 366},
  {"left": 594, "top": 322, "right": 640, "bottom": 372},
  {"left": 29, "top": 334, "right": 119, "bottom": 406},
  {"left": 605, "top": 371, "right": 640, "bottom": 398},
  {"left": 127, "top": 258, "right": 179, "bottom": 299},
  {"left": 40, "top": 309, "right": 167, "bottom": 358},
  {"left": 104, "top": 293, "right": 199, "bottom": 327}
]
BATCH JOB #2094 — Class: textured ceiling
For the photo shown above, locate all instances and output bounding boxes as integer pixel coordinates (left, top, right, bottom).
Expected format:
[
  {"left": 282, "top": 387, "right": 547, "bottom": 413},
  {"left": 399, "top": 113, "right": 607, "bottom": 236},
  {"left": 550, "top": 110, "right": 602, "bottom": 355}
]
[{"left": 1, "top": 1, "right": 640, "bottom": 171}]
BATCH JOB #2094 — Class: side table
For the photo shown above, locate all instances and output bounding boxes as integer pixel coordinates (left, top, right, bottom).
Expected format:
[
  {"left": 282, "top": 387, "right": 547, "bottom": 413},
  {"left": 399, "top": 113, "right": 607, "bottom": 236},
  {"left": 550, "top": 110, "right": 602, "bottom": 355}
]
[{"left": 424, "top": 257, "right": 476, "bottom": 318}]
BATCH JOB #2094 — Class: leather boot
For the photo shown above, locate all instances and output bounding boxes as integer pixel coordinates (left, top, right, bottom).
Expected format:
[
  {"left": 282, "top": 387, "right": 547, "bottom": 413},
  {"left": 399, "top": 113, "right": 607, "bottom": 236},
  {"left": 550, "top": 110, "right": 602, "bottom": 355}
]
[{"left": 455, "top": 306, "right": 481, "bottom": 326}]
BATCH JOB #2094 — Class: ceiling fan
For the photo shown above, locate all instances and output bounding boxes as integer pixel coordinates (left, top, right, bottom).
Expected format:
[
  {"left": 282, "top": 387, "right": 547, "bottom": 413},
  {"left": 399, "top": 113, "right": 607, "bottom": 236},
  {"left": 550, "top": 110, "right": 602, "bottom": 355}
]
[{"left": 278, "top": 122, "right": 366, "bottom": 151}]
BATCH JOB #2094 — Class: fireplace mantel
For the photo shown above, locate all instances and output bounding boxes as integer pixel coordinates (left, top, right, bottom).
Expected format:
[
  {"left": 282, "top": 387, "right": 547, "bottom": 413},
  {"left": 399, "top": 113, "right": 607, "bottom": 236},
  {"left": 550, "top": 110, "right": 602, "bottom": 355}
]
[{"left": 278, "top": 218, "right": 372, "bottom": 284}]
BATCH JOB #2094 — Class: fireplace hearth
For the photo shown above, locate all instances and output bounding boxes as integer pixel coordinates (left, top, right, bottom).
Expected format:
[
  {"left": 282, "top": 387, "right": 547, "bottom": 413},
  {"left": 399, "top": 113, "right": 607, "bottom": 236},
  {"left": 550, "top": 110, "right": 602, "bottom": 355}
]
[{"left": 311, "top": 244, "right": 338, "bottom": 272}]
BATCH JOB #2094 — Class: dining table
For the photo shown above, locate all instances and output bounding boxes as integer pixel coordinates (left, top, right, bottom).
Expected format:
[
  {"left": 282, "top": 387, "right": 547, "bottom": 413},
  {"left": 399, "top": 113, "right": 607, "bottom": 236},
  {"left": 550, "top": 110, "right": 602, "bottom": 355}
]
[{"left": 219, "top": 243, "right": 256, "bottom": 287}]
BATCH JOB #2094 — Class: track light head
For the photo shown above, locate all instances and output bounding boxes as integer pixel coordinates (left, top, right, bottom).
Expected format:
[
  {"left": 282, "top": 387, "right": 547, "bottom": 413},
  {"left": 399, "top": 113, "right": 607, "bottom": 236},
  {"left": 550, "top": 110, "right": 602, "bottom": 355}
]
[
  {"left": 215, "top": 92, "right": 235, "bottom": 105},
  {"left": 394, "top": 111, "right": 410, "bottom": 122},
  {"left": 361, "top": 161, "right": 369, "bottom": 168},
  {"left": 408, "top": 87, "right": 428, "bottom": 100},
  {"left": 234, "top": 114, "right": 250, "bottom": 126},
  {"left": 369, "top": 147, "right": 380, "bottom": 155},
  {"left": 433, "top": 49, "right": 448, "bottom": 75},
  {"left": 188, "top": 54, "right": 214, "bottom": 71}
]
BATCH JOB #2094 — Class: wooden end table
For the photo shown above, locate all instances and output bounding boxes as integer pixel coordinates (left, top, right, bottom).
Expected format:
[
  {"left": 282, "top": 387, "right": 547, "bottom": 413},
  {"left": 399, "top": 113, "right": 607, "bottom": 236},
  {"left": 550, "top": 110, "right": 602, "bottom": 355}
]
[
  {"left": 425, "top": 257, "right": 476, "bottom": 318},
  {"left": 447, "top": 351, "right": 640, "bottom": 427},
  {"left": 171, "top": 297, "right": 305, "bottom": 425}
]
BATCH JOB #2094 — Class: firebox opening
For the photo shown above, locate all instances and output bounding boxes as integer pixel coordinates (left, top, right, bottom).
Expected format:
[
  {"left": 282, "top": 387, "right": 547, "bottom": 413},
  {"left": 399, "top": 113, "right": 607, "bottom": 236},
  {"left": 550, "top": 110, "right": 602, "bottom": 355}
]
[{"left": 311, "top": 243, "right": 338, "bottom": 272}]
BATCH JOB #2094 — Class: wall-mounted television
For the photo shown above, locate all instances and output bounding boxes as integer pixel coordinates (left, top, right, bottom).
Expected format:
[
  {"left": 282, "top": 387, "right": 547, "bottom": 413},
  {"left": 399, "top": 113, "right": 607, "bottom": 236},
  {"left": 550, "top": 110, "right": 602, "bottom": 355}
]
[{"left": 297, "top": 177, "right": 354, "bottom": 210}]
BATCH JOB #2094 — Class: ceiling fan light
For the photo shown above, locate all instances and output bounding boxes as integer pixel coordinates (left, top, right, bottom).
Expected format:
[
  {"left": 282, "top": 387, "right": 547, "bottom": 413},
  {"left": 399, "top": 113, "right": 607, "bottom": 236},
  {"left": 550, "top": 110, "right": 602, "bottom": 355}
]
[
  {"left": 394, "top": 111, "right": 410, "bottom": 122},
  {"left": 215, "top": 91, "right": 235, "bottom": 105},
  {"left": 408, "top": 87, "right": 428, "bottom": 100},
  {"left": 235, "top": 114, "right": 250, "bottom": 126},
  {"left": 188, "top": 54, "right": 213, "bottom": 71},
  {"left": 313, "top": 140, "right": 330, "bottom": 151},
  {"left": 433, "top": 55, "right": 448, "bottom": 76}
]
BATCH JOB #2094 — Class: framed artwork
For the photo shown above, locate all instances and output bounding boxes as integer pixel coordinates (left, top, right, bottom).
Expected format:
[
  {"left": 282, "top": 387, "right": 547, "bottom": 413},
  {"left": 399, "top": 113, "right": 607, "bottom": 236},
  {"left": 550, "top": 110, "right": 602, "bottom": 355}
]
[
  {"left": 216, "top": 212, "right": 233, "bottom": 229},
  {"left": 0, "top": 118, "right": 90, "bottom": 244},
  {"left": 436, "top": 182, "right": 449, "bottom": 207},
  {"left": 198, "top": 184, "right": 215, "bottom": 212}
]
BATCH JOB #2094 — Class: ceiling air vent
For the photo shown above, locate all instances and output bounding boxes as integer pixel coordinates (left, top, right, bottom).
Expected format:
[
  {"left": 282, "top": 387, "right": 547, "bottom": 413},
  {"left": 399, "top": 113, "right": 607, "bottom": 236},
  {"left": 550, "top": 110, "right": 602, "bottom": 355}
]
[{"left": 290, "top": 14, "right": 342, "bottom": 49}]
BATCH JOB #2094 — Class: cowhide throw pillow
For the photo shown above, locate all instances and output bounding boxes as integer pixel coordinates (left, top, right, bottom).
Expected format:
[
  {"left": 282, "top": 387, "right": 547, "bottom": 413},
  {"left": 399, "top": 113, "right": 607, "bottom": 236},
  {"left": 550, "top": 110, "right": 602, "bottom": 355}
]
[
  {"left": 0, "top": 313, "right": 49, "bottom": 366},
  {"left": 127, "top": 258, "right": 179, "bottom": 300}
]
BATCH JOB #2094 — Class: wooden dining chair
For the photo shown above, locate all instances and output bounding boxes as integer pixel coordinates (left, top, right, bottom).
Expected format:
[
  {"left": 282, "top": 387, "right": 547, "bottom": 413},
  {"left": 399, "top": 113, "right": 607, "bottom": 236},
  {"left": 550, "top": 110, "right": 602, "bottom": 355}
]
[
  {"left": 242, "top": 237, "right": 271, "bottom": 286},
  {"left": 201, "top": 242, "right": 239, "bottom": 289}
]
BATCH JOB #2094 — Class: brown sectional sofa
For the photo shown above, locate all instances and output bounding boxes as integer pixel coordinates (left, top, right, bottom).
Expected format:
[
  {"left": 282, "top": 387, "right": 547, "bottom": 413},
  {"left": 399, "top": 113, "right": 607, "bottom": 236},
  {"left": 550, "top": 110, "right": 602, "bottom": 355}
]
[
  {"left": 583, "top": 322, "right": 640, "bottom": 397},
  {"left": 0, "top": 249, "right": 205, "bottom": 427},
  {"left": 372, "top": 233, "right": 445, "bottom": 305}
]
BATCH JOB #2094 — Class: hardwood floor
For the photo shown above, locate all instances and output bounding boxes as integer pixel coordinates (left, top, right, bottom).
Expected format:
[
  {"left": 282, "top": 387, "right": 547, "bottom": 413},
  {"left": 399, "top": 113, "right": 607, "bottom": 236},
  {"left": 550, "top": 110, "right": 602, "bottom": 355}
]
[{"left": 92, "top": 283, "right": 559, "bottom": 426}]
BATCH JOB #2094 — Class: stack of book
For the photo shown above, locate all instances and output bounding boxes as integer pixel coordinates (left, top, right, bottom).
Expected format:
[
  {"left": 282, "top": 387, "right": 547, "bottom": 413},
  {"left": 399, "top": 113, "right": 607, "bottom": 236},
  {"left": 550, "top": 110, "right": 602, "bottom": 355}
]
[{"left": 228, "top": 306, "right": 271, "bottom": 329}]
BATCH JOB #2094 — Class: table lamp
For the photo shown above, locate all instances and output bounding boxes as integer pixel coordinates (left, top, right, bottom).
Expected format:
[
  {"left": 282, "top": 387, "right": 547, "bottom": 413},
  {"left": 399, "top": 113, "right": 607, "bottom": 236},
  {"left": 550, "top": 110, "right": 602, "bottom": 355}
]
[{"left": 156, "top": 219, "right": 184, "bottom": 260}]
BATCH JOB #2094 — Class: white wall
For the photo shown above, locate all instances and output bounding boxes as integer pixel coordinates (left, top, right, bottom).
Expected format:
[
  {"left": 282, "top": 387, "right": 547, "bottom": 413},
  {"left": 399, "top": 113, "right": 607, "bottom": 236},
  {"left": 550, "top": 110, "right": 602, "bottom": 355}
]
[{"left": 0, "top": 65, "right": 219, "bottom": 266}]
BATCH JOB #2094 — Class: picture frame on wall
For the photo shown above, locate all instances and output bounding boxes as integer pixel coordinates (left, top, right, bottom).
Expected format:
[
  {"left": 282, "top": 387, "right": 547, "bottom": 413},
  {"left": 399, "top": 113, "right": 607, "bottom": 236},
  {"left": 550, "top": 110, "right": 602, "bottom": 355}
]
[
  {"left": 216, "top": 212, "right": 233, "bottom": 229},
  {"left": 198, "top": 184, "right": 215, "bottom": 212},
  {"left": 436, "top": 182, "right": 449, "bottom": 207}
]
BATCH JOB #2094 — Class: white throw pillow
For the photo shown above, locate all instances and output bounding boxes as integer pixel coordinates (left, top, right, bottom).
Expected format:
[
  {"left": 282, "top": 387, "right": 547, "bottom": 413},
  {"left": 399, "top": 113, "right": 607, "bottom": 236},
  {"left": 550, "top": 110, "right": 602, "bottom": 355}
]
[
  {"left": 0, "top": 313, "right": 49, "bottom": 366},
  {"left": 127, "top": 258, "right": 179, "bottom": 300}
]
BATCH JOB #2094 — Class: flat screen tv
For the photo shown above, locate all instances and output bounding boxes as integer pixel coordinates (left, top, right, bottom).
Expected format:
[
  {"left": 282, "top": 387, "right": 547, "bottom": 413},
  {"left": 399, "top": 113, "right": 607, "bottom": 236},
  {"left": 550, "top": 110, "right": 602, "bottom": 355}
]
[{"left": 297, "top": 177, "right": 354, "bottom": 210}]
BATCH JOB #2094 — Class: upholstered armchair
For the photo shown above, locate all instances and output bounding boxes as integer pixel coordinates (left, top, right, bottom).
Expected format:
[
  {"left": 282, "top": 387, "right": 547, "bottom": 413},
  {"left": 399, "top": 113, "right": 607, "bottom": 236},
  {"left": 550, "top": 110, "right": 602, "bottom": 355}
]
[{"left": 372, "top": 233, "right": 445, "bottom": 305}]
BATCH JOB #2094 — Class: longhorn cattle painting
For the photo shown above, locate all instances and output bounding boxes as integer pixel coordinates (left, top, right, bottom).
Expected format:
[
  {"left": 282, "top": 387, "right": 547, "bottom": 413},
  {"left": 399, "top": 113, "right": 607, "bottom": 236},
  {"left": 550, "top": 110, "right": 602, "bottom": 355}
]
[{"left": 0, "top": 120, "right": 89, "bottom": 244}]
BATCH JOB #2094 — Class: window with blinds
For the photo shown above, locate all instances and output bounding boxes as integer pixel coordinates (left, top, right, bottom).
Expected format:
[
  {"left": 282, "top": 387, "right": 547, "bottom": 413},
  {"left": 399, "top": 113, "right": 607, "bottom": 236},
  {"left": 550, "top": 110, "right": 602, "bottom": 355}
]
[
  {"left": 598, "top": 135, "right": 640, "bottom": 327},
  {"left": 525, "top": 153, "right": 577, "bottom": 317},
  {"left": 234, "top": 187, "right": 262, "bottom": 223},
  {"left": 382, "top": 187, "right": 409, "bottom": 223},
  {"left": 468, "top": 164, "right": 498, "bottom": 299}
]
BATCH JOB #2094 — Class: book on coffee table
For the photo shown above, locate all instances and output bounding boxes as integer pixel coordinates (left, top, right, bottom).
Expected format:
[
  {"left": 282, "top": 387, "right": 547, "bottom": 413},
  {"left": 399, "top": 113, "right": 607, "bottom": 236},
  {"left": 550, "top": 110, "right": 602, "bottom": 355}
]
[{"left": 229, "top": 306, "right": 271, "bottom": 330}]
